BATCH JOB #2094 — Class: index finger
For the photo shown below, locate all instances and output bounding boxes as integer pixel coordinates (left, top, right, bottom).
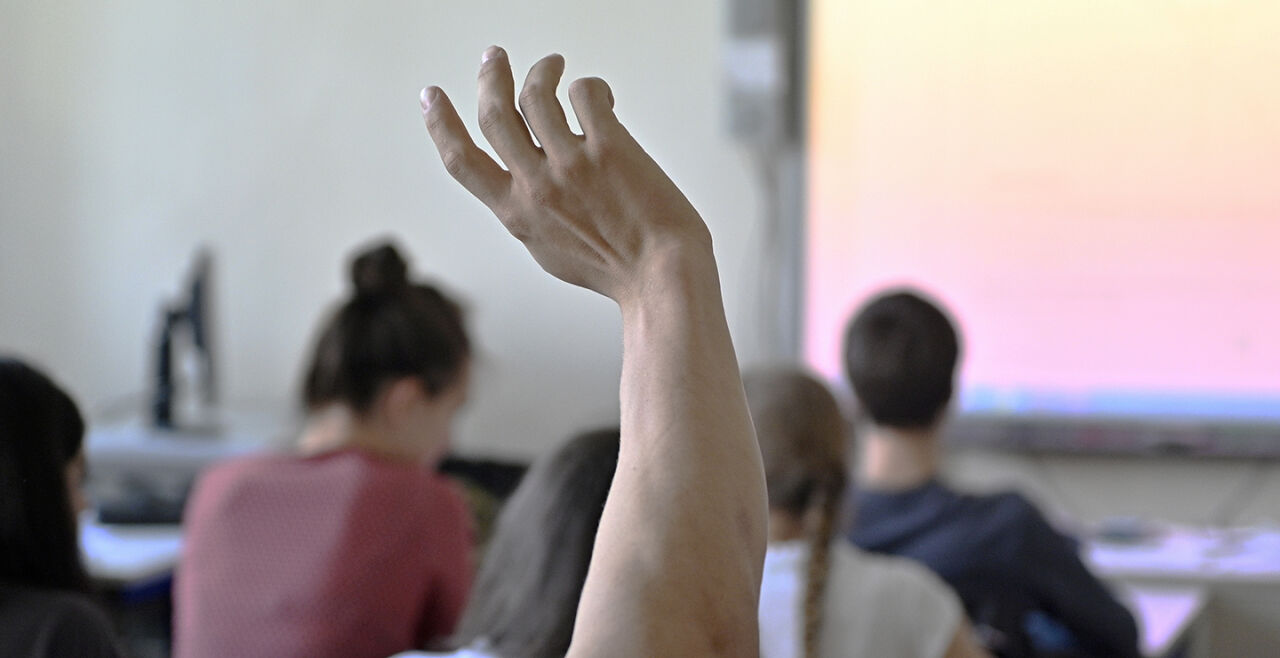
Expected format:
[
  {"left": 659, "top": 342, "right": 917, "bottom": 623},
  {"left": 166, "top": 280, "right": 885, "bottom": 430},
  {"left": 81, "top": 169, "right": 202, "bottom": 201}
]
[{"left": 421, "top": 86, "right": 511, "bottom": 209}]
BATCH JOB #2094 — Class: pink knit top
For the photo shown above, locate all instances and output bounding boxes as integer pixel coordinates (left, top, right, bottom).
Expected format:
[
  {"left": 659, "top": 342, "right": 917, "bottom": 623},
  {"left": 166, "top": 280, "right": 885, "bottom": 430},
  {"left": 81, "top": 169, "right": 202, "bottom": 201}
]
[{"left": 174, "top": 449, "right": 472, "bottom": 658}]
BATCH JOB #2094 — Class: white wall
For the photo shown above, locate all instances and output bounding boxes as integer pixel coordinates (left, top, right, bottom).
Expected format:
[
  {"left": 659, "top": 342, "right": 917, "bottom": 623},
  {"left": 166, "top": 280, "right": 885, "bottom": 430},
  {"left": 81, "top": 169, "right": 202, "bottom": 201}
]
[
  {"left": 1, "top": 0, "right": 770, "bottom": 459},
  {"left": 941, "top": 449, "right": 1280, "bottom": 528},
  {"left": 5, "top": 0, "right": 1278, "bottom": 528}
]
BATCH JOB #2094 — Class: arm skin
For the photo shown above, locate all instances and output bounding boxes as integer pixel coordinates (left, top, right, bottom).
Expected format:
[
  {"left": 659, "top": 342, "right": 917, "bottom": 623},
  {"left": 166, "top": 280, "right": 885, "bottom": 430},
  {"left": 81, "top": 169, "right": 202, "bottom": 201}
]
[{"left": 420, "top": 47, "right": 768, "bottom": 657}]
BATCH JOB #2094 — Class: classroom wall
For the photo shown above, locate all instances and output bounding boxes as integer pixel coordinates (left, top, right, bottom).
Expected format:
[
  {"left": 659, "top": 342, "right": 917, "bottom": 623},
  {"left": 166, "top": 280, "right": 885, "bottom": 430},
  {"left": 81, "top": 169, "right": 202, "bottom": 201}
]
[
  {"left": 0, "top": 0, "right": 769, "bottom": 459},
  {"left": 942, "top": 449, "right": 1280, "bottom": 529},
  {"left": 3, "top": 0, "right": 1277, "bottom": 528}
]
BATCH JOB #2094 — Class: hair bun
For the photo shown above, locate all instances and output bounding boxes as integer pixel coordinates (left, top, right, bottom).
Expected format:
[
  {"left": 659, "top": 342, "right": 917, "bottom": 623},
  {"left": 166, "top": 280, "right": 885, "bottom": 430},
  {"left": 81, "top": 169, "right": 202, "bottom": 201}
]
[{"left": 351, "top": 242, "right": 409, "bottom": 298}]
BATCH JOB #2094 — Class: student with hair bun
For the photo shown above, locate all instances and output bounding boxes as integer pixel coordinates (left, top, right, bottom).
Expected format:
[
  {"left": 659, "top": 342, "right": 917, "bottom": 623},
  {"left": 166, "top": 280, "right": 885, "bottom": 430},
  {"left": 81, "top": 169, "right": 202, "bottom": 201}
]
[
  {"left": 745, "top": 367, "right": 990, "bottom": 658},
  {"left": 175, "top": 240, "right": 474, "bottom": 658}
]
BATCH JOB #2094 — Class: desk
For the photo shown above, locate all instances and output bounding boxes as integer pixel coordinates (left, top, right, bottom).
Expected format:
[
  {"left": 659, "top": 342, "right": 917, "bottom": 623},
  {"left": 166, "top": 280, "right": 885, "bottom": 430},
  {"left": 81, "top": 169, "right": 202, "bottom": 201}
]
[
  {"left": 81, "top": 516, "right": 184, "bottom": 587},
  {"left": 1088, "top": 526, "right": 1280, "bottom": 657},
  {"left": 1088, "top": 527, "right": 1280, "bottom": 584},
  {"left": 1116, "top": 584, "right": 1208, "bottom": 658},
  {"left": 82, "top": 414, "right": 287, "bottom": 582}
]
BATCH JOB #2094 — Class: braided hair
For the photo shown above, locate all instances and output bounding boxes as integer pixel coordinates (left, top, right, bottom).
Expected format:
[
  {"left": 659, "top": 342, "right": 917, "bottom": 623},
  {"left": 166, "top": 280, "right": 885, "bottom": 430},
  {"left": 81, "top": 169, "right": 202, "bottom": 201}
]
[{"left": 743, "top": 367, "right": 849, "bottom": 658}]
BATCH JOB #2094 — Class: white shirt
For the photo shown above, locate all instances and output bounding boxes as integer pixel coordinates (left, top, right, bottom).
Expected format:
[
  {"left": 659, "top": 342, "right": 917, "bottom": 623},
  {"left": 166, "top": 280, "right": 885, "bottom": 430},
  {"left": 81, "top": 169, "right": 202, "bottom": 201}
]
[
  {"left": 386, "top": 645, "right": 491, "bottom": 655},
  {"left": 759, "top": 540, "right": 963, "bottom": 658},
  {"left": 390, "top": 644, "right": 494, "bottom": 658}
]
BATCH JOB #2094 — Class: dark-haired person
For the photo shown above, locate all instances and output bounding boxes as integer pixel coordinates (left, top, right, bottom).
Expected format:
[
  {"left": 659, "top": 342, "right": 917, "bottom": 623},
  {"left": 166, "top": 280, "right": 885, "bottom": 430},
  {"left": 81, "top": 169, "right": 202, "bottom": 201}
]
[
  {"left": 842, "top": 289, "right": 1139, "bottom": 658},
  {"left": 394, "top": 427, "right": 621, "bottom": 658},
  {"left": 421, "top": 47, "right": 767, "bottom": 657},
  {"left": 174, "top": 242, "right": 474, "bottom": 658},
  {"left": 0, "top": 358, "right": 125, "bottom": 657},
  {"left": 745, "top": 367, "right": 989, "bottom": 658}
]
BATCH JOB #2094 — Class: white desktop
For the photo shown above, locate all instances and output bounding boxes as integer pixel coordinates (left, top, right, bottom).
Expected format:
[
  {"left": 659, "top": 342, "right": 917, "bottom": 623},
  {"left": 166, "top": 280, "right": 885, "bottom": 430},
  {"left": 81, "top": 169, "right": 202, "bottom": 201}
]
[
  {"left": 82, "top": 409, "right": 292, "bottom": 587},
  {"left": 1087, "top": 524, "right": 1280, "bottom": 657}
]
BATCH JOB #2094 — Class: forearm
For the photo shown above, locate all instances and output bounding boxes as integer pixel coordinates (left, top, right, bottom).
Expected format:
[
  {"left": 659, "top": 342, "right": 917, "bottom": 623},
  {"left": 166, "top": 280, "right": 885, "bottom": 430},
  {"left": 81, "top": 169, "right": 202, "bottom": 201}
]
[
  {"left": 422, "top": 48, "right": 769, "bottom": 657},
  {"left": 570, "top": 242, "right": 767, "bottom": 657}
]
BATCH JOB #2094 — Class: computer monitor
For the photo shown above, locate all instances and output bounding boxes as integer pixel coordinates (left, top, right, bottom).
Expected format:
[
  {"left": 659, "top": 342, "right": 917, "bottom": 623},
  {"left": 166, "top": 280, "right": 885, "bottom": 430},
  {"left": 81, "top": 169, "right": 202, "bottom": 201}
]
[{"left": 151, "top": 248, "right": 217, "bottom": 431}]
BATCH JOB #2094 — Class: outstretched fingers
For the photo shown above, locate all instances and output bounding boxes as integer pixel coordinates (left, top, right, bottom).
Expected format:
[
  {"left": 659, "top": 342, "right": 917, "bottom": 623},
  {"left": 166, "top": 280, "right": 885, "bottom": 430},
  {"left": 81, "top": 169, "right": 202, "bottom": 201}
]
[
  {"left": 519, "top": 54, "right": 579, "bottom": 159},
  {"left": 421, "top": 86, "right": 511, "bottom": 209}
]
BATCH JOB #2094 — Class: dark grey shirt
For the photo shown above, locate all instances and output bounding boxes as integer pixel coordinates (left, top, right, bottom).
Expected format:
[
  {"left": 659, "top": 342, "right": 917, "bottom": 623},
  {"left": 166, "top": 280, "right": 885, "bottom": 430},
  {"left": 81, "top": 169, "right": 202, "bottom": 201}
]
[{"left": 0, "top": 585, "right": 124, "bottom": 658}]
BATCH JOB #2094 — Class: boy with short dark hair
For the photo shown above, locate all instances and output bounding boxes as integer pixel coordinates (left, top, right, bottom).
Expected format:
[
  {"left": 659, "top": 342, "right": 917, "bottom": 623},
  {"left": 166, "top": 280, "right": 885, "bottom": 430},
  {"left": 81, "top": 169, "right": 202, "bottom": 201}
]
[{"left": 844, "top": 289, "right": 1139, "bottom": 658}]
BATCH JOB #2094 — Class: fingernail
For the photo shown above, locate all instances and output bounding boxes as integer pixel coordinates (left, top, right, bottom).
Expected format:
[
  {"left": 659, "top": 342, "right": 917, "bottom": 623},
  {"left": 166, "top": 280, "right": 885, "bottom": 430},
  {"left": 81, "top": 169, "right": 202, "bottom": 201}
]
[
  {"left": 420, "top": 86, "right": 438, "bottom": 111},
  {"left": 482, "top": 45, "right": 505, "bottom": 64}
]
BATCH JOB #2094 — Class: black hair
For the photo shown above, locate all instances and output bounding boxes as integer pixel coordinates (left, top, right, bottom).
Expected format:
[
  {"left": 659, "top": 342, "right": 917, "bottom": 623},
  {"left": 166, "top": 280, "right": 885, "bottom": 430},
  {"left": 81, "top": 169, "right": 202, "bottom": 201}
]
[
  {"left": 303, "top": 240, "right": 470, "bottom": 413},
  {"left": 843, "top": 289, "right": 960, "bottom": 428},
  {"left": 0, "top": 357, "right": 92, "bottom": 593},
  {"left": 451, "top": 428, "right": 620, "bottom": 658}
]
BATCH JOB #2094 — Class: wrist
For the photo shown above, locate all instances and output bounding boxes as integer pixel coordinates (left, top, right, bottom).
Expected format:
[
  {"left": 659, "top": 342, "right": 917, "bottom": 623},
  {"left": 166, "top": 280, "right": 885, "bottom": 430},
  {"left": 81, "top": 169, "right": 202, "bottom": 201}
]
[{"left": 616, "top": 235, "right": 719, "bottom": 316}]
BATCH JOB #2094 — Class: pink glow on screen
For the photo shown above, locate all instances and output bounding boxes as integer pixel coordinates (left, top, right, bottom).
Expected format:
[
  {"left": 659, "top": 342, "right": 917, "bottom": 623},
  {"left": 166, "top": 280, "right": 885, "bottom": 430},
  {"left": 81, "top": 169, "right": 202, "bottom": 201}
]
[{"left": 805, "top": 1, "right": 1280, "bottom": 416}]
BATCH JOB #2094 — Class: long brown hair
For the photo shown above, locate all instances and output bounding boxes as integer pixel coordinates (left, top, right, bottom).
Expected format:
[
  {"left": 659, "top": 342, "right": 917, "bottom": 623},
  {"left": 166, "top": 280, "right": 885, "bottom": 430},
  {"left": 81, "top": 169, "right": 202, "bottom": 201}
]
[
  {"left": 744, "top": 367, "right": 849, "bottom": 658},
  {"left": 452, "top": 428, "right": 620, "bottom": 658}
]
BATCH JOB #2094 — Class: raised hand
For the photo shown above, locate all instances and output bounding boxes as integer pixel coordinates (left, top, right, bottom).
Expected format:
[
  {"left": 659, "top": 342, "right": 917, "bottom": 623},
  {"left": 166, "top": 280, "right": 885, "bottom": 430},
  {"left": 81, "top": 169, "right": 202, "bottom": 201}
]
[
  {"left": 420, "top": 48, "right": 766, "bottom": 658},
  {"left": 420, "top": 47, "right": 711, "bottom": 306}
]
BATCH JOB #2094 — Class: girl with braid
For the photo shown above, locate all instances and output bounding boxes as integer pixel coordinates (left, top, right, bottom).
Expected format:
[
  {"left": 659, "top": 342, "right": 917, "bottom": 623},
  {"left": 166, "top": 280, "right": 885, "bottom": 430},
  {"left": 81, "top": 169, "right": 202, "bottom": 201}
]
[{"left": 746, "top": 367, "right": 991, "bottom": 658}]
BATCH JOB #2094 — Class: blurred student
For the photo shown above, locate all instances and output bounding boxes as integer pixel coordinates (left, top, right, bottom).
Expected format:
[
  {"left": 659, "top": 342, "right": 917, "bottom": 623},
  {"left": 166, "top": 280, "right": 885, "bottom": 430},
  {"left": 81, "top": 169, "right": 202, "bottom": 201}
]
[
  {"left": 842, "top": 289, "right": 1139, "bottom": 658},
  {"left": 745, "top": 367, "right": 989, "bottom": 658},
  {"left": 421, "top": 47, "right": 768, "bottom": 657},
  {"left": 0, "top": 358, "right": 125, "bottom": 657},
  {"left": 394, "top": 427, "right": 621, "bottom": 658},
  {"left": 175, "top": 242, "right": 474, "bottom": 658}
]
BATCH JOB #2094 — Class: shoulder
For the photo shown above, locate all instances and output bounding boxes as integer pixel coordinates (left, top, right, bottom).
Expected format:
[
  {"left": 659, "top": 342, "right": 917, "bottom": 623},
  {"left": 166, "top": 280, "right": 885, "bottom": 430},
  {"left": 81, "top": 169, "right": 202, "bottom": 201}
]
[
  {"left": 0, "top": 588, "right": 123, "bottom": 657},
  {"left": 192, "top": 452, "right": 288, "bottom": 495},
  {"left": 833, "top": 543, "right": 961, "bottom": 609},
  {"left": 185, "top": 453, "right": 289, "bottom": 513},
  {"left": 415, "top": 473, "right": 473, "bottom": 533},
  {"left": 824, "top": 545, "right": 965, "bottom": 657},
  {"left": 349, "top": 466, "right": 471, "bottom": 536},
  {"left": 39, "top": 591, "right": 121, "bottom": 640},
  {"left": 951, "top": 487, "right": 1051, "bottom": 537},
  {"left": 983, "top": 489, "right": 1042, "bottom": 517},
  {"left": 960, "top": 490, "right": 1083, "bottom": 570},
  {"left": 978, "top": 490, "right": 1069, "bottom": 540}
]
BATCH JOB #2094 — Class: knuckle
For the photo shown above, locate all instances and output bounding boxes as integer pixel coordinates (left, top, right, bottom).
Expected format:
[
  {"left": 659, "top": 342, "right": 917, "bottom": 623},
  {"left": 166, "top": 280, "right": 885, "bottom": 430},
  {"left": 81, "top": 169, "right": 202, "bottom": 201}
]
[
  {"left": 518, "top": 83, "right": 543, "bottom": 109},
  {"left": 503, "top": 215, "right": 532, "bottom": 241},
  {"left": 425, "top": 111, "right": 450, "bottom": 136},
  {"left": 441, "top": 148, "right": 471, "bottom": 179},
  {"left": 589, "top": 135, "right": 620, "bottom": 162},
  {"left": 524, "top": 179, "right": 563, "bottom": 209},
  {"left": 477, "top": 104, "right": 505, "bottom": 134},
  {"left": 557, "top": 150, "right": 592, "bottom": 181}
]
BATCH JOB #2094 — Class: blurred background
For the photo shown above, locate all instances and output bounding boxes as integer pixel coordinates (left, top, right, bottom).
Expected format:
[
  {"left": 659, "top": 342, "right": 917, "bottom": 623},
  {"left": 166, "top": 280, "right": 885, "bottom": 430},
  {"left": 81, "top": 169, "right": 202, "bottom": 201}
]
[{"left": 3, "top": 0, "right": 1280, "bottom": 656}]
